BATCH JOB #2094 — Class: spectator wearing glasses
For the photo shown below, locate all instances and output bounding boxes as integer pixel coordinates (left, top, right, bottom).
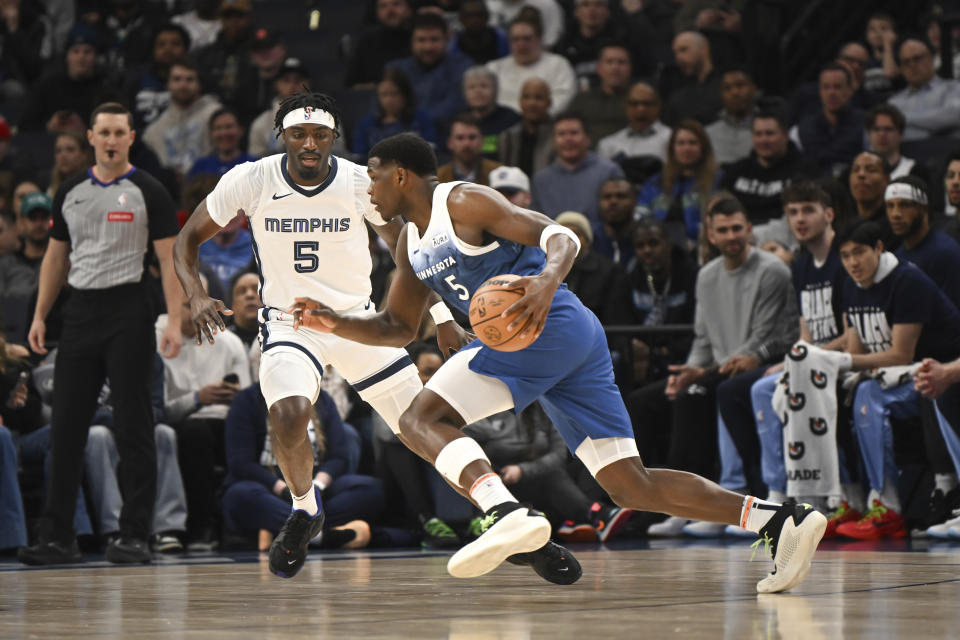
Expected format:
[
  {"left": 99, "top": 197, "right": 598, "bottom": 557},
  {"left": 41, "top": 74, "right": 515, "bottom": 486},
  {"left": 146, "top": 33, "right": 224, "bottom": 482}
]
[{"left": 889, "top": 37, "right": 960, "bottom": 141}]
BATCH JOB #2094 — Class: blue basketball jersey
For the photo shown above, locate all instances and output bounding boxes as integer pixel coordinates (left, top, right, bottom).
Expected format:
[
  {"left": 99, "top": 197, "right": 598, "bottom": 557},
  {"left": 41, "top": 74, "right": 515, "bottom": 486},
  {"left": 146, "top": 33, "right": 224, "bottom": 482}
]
[{"left": 406, "top": 182, "right": 546, "bottom": 315}]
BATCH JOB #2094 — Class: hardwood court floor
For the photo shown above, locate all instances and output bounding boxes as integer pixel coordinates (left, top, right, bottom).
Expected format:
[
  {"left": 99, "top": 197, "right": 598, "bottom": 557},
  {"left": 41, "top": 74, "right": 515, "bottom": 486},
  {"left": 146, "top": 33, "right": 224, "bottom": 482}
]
[{"left": 2, "top": 539, "right": 959, "bottom": 639}]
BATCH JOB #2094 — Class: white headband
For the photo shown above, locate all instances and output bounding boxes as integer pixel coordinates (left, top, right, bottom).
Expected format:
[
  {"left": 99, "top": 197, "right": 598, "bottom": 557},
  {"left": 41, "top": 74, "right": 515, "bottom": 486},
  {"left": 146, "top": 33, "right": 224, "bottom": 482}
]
[
  {"left": 282, "top": 107, "right": 336, "bottom": 131},
  {"left": 884, "top": 182, "right": 927, "bottom": 205}
]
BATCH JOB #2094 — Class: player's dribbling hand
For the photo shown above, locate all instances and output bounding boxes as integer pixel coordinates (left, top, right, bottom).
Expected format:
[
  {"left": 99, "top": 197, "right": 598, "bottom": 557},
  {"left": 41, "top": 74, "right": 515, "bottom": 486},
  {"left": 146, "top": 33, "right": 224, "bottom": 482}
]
[
  {"left": 502, "top": 274, "right": 556, "bottom": 342},
  {"left": 290, "top": 297, "right": 339, "bottom": 332},
  {"left": 189, "top": 294, "right": 233, "bottom": 345}
]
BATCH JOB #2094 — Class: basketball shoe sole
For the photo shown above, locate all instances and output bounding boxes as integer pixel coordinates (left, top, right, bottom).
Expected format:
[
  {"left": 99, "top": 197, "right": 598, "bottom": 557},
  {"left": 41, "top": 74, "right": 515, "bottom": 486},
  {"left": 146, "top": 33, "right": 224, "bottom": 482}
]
[{"left": 447, "top": 507, "right": 551, "bottom": 578}]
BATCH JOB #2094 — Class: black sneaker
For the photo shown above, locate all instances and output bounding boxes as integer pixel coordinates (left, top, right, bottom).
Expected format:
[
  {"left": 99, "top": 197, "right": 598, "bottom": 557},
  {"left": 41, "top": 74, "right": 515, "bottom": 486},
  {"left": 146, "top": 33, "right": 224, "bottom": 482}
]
[
  {"left": 910, "top": 487, "right": 960, "bottom": 536},
  {"left": 588, "top": 502, "right": 633, "bottom": 543},
  {"left": 421, "top": 515, "right": 461, "bottom": 549},
  {"left": 17, "top": 538, "right": 83, "bottom": 566},
  {"left": 446, "top": 502, "right": 551, "bottom": 578},
  {"left": 269, "top": 490, "right": 325, "bottom": 579},
  {"left": 105, "top": 537, "right": 152, "bottom": 564},
  {"left": 753, "top": 499, "right": 827, "bottom": 594},
  {"left": 507, "top": 540, "right": 582, "bottom": 585}
]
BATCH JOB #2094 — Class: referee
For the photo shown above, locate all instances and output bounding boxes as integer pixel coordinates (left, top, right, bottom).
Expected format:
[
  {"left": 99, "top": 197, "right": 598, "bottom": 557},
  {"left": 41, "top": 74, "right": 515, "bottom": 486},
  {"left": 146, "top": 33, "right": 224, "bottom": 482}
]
[{"left": 17, "top": 102, "right": 183, "bottom": 565}]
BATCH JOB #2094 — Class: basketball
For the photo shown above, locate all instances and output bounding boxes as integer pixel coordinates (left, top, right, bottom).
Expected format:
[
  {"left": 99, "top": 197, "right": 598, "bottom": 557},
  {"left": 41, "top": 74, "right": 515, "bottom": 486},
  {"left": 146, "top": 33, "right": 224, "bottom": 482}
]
[{"left": 468, "top": 274, "right": 535, "bottom": 352}]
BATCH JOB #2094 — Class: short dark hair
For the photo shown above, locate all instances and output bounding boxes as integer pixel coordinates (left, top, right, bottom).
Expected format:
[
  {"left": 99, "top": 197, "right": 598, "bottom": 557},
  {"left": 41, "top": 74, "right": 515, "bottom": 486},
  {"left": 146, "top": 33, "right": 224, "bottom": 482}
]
[
  {"left": 856, "top": 149, "right": 893, "bottom": 177},
  {"left": 412, "top": 12, "right": 448, "bottom": 34},
  {"left": 865, "top": 103, "right": 906, "bottom": 133},
  {"left": 753, "top": 108, "right": 788, "bottom": 133},
  {"left": 783, "top": 181, "right": 832, "bottom": 208},
  {"left": 209, "top": 107, "right": 241, "bottom": 129},
  {"left": 896, "top": 35, "right": 936, "bottom": 62},
  {"left": 601, "top": 177, "right": 636, "bottom": 196},
  {"left": 450, "top": 112, "right": 481, "bottom": 131},
  {"left": 407, "top": 340, "right": 443, "bottom": 363},
  {"left": 369, "top": 133, "right": 438, "bottom": 177},
  {"left": 509, "top": 13, "right": 542, "bottom": 38},
  {"left": 705, "top": 193, "right": 747, "bottom": 222},
  {"left": 553, "top": 111, "right": 587, "bottom": 131},
  {"left": 274, "top": 91, "right": 342, "bottom": 137},
  {"left": 634, "top": 216, "right": 668, "bottom": 241},
  {"left": 153, "top": 22, "right": 190, "bottom": 50},
  {"left": 89, "top": 102, "right": 133, "bottom": 129},
  {"left": 228, "top": 269, "right": 259, "bottom": 306},
  {"left": 820, "top": 62, "right": 852, "bottom": 86},
  {"left": 867, "top": 12, "right": 896, "bottom": 28},
  {"left": 836, "top": 218, "right": 884, "bottom": 248},
  {"left": 169, "top": 56, "right": 200, "bottom": 75}
]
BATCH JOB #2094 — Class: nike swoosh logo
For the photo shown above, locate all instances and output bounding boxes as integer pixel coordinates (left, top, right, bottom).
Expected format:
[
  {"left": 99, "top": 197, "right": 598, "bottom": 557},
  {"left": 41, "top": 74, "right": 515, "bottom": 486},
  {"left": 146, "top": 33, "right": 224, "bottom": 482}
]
[
  {"left": 287, "top": 559, "right": 296, "bottom": 565},
  {"left": 558, "top": 567, "right": 568, "bottom": 572},
  {"left": 272, "top": 193, "right": 293, "bottom": 200},
  {"left": 74, "top": 199, "right": 86, "bottom": 204}
]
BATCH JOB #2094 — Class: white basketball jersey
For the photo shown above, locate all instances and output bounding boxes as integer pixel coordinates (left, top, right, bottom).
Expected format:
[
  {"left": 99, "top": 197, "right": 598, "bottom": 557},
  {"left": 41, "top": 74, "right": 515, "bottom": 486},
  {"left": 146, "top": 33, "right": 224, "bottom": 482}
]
[{"left": 206, "top": 154, "right": 386, "bottom": 311}]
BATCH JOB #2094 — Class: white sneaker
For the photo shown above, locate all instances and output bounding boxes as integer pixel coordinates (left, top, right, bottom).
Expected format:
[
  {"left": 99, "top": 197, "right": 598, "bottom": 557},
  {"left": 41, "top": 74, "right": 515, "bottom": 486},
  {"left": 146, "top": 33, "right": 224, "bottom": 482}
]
[
  {"left": 754, "top": 500, "right": 827, "bottom": 594},
  {"left": 926, "top": 512, "right": 960, "bottom": 539},
  {"left": 646, "top": 516, "right": 689, "bottom": 537},
  {"left": 682, "top": 521, "right": 727, "bottom": 537},
  {"left": 447, "top": 504, "right": 550, "bottom": 578},
  {"left": 725, "top": 524, "right": 758, "bottom": 538}
]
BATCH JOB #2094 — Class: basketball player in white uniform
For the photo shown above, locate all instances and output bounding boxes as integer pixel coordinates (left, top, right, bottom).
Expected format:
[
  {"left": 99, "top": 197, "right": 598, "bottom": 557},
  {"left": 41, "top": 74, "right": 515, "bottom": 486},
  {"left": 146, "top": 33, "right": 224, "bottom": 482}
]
[{"left": 173, "top": 93, "right": 580, "bottom": 583}]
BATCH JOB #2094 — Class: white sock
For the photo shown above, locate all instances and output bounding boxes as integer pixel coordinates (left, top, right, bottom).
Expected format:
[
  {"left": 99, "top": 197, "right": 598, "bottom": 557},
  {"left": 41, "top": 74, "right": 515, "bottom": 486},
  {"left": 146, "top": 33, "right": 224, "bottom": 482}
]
[
  {"left": 469, "top": 473, "right": 517, "bottom": 512},
  {"left": 292, "top": 486, "right": 319, "bottom": 516},
  {"left": 935, "top": 473, "right": 958, "bottom": 494},
  {"left": 739, "top": 496, "right": 782, "bottom": 533},
  {"left": 766, "top": 489, "right": 786, "bottom": 503},
  {"left": 877, "top": 480, "right": 901, "bottom": 513}
]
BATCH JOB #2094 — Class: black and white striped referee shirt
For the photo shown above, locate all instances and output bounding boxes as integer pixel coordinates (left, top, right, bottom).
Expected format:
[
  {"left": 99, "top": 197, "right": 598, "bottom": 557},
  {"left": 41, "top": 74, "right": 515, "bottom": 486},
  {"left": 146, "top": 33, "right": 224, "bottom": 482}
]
[{"left": 51, "top": 167, "right": 179, "bottom": 290}]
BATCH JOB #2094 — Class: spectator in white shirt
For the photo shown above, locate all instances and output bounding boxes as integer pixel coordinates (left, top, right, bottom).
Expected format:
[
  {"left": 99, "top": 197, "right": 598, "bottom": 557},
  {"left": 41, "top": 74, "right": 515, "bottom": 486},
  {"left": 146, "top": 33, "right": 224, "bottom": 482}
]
[
  {"left": 889, "top": 37, "right": 960, "bottom": 141},
  {"left": 486, "top": 15, "right": 576, "bottom": 117}
]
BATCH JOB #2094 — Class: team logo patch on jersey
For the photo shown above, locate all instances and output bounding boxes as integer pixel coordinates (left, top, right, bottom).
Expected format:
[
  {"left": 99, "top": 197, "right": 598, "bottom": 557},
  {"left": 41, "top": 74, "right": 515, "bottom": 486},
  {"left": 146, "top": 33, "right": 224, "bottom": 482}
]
[
  {"left": 788, "top": 344, "right": 808, "bottom": 361},
  {"left": 107, "top": 211, "right": 134, "bottom": 222},
  {"left": 810, "top": 370, "right": 828, "bottom": 388},
  {"left": 788, "top": 441, "right": 806, "bottom": 460},
  {"left": 788, "top": 392, "right": 806, "bottom": 411},
  {"left": 432, "top": 233, "right": 449, "bottom": 248},
  {"left": 809, "top": 417, "right": 828, "bottom": 436}
]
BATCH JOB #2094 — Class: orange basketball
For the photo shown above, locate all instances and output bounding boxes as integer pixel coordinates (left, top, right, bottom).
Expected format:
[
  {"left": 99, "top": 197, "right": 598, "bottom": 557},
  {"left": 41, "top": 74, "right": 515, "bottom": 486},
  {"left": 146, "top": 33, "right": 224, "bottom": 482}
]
[{"left": 468, "top": 274, "right": 536, "bottom": 352}]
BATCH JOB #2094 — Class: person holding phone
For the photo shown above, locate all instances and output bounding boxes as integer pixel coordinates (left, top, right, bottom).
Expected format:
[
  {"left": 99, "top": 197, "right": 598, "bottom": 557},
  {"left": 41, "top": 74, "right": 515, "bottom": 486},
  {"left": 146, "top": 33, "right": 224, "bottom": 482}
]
[{"left": 159, "top": 274, "right": 251, "bottom": 551}]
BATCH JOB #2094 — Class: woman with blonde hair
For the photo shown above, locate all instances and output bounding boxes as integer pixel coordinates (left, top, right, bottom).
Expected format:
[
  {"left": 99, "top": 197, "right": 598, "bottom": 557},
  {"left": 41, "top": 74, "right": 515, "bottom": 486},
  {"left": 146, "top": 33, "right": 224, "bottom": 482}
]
[{"left": 636, "top": 119, "right": 720, "bottom": 251}]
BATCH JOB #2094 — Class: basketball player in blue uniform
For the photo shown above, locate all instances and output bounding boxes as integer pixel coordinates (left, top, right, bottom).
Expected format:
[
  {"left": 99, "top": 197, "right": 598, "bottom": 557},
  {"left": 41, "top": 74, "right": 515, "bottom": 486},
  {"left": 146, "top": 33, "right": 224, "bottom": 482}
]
[
  {"left": 293, "top": 133, "right": 828, "bottom": 592},
  {"left": 174, "top": 94, "right": 579, "bottom": 584}
]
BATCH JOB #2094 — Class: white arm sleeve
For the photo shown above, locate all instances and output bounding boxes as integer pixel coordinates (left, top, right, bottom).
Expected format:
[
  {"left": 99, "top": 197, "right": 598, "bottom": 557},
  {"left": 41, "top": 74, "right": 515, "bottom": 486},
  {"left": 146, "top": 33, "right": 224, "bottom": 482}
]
[
  {"left": 205, "top": 160, "right": 263, "bottom": 227},
  {"left": 354, "top": 165, "right": 387, "bottom": 226}
]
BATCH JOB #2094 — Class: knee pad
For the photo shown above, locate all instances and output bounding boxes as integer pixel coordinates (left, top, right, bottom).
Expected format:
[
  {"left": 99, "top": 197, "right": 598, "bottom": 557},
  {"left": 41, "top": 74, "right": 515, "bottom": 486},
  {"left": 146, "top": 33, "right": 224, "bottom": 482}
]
[{"left": 361, "top": 368, "right": 423, "bottom": 435}]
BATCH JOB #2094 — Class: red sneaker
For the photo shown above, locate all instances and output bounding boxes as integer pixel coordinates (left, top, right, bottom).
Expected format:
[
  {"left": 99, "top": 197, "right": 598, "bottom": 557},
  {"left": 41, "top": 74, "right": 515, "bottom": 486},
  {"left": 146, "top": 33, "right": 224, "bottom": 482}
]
[
  {"left": 556, "top": 520, "right": 597, "bottom": 543},
  {"left": 834, "top": 500, "right": 906, "bottom": 540},
  {"left": 823, "top": 501, "right": 862, "bottom": 539}
]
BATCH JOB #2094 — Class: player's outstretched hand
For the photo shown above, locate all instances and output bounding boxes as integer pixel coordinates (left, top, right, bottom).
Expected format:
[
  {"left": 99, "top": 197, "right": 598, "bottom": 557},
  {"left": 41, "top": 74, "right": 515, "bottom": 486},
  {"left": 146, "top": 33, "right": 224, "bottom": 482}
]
[
  {"left": 290, "top": 297, "right": 340, "bottom": 332},
  {"left": 502, "top": 274, "right": 556, "bottom": 342},
  {"left": 189, "top": 294, "right": 233, "bottom": 345},
  {"left": 436, "top": 320, "right": 473, "bottom": 359}
]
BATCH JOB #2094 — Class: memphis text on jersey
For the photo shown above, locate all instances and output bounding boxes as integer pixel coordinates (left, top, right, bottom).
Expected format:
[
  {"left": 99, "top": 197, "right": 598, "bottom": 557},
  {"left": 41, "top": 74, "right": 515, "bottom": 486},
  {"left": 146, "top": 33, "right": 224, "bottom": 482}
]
[{"left": 263, "top": 217, "right": 351, "bottom": 233}]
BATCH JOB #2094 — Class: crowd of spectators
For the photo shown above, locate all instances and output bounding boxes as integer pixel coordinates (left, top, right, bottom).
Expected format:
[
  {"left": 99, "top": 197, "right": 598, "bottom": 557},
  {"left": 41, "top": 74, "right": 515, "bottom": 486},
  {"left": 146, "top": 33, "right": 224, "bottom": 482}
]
[{"left": 4, "top": 0, "right": 960, "bottom": 561}]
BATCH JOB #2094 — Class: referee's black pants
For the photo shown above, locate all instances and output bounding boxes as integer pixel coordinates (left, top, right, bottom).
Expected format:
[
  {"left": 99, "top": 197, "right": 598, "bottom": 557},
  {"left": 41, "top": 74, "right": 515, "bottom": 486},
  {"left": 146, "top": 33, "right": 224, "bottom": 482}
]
[{"left": 44, "top": 283, "right": 157, "bottom": 543}]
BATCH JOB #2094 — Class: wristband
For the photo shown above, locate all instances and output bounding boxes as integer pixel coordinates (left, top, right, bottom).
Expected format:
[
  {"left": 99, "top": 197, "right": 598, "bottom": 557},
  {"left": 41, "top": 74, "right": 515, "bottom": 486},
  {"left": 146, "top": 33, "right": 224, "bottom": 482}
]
[
  {"left": 539, "top": 224, "right": 581, "bottom": 254},
  {"left": 429, "top": 302, "right": 454, "bottom": 325}
]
